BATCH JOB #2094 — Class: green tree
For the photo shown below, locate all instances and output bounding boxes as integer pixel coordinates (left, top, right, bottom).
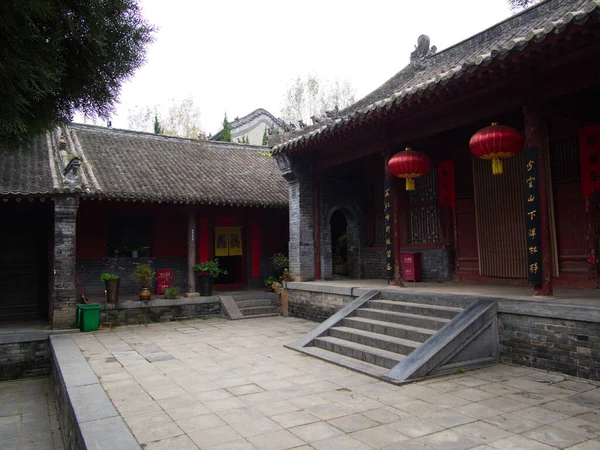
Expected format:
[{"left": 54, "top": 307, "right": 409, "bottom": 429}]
[
  {"left": 262, "top": 128, "right": 268, "bottom": 146},
  {"left": 128, "top": 97, "right": 204, "bottom": 139},
  {"left": 221, "top": 114, "right": 232, "bottom": 142},
  {"left": 153, "top": 115, "right": 163, "bottom": 134},
  {"left": 0, "top": 0, "right": 154, "bottom": 147},
  {"left": 280, "top": 74, "right": 355, "bottom": 124}
]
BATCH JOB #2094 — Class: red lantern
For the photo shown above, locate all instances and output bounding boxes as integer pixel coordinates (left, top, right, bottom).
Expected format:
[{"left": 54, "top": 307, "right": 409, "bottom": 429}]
[
  {"left": 388, "top": 147, "right": 431, "bottom": 191},
  {"left": 469, "top": 122, "right": 524, "bottom": 175}
]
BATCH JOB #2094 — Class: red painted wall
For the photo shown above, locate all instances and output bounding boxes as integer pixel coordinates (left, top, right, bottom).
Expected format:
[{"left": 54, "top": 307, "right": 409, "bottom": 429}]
[
  {"left": 76, "top": 203, "right": 107, "bottom": 259},
  {"left": 152, "top": 209, "right": 187, "bottom": 258}
]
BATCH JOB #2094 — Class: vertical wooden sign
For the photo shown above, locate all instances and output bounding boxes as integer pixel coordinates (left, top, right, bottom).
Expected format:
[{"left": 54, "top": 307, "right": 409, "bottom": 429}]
[
  {"left": 524, "top": 146, "right": 542, "bottom": 286},
  {"left": 384, "top": 179, "right": 394, "bottom": 281}
]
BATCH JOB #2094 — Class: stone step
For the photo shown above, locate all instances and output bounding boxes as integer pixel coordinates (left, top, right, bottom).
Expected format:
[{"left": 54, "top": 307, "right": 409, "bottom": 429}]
[
  {"left": 230, "top": 292, "right": 278, "bottom": 302},
  {"left": 342, "top": 316, "right": 436, "bottom": 343},
  {"left": 328, "top": 326, "right": 420, "bottom": 355},
  {"left": 368, "top": 300, "right": 463, "bottom": 320},
  {"left": 240, "top": 306, "right": 279, "bottom": 316},
  {"left": 297, "top": 346, "right": 389, "bottom": 378},
  {"left": 235, "top": 299, "right": 273, "bottom": 309},
  {"left": 239, "top": 313, "right": 281, "bottom": 319},
  {"left": 378, "top": 292, "right": 472, "bottom": 309},
  {"left": 356, "top": 308, "right": 450, "bottom": 331},
  {"left": 313, "top": 336, "right": 404, "bottom": 369}
]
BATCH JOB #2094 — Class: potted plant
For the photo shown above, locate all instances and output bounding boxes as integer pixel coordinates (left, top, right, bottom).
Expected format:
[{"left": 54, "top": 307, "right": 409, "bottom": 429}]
[
  {"left": 134, "top": 264, "right": 154, "bottom": 300},
  {"left": 164, "top": 286, "right": 181, "bottom": 299},
  {"left": 282, "top": 268, "right": 291, "bottom": 282},
  {"left": 101, "top": 273, "right": 120, "bottom": 303},
  {"left": 271, "top": 253, "right": 289, "bottom": 277},
  {"left": 264, "top": 276, "right": 279, "bottom": 291},
  {"left": 193, "top": 259, "right": 227, "bottom": 296}
]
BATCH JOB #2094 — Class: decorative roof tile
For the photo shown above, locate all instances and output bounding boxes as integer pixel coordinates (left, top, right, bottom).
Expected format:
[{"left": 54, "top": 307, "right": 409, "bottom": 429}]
[{"left": 272, "top": 0, "right": 600, "bottom": 155}]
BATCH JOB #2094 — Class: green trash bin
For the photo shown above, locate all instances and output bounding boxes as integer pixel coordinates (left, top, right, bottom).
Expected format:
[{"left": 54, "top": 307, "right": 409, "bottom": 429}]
[{"left": 77, "top": 304, "right": 101, "bottom": 332}]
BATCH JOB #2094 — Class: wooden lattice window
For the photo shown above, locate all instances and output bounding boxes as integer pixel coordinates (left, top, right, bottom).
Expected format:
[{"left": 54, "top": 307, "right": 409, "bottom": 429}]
[
  {"left": 366, "top": 177, "right": 385, "bottom": 246},
  {"left": 407, "top": 169, "right": 440, "bottom": 244},
  {"left": 550, "top": 137, "right": 580, "bottom": 185}
]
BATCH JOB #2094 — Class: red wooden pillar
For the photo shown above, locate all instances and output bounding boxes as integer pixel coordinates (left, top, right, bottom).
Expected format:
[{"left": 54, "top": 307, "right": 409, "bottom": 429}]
[
  {"left": 383, "top": 137, "right": 403, "bottom": 286},
  {"left": 251, "top": 219, "right": 261, "bottom": 277},
  {"left": 187, "top": 208, "right": 197, "bottom": 294},
  {"left": 313, "top": 173, "right": 321, "bottom": 280},
  {"left": 524, "top": 99, "right": 553, "bottom": 296},
  {"left": 197, "top": 217, "right": 209, "bottom": 262}
]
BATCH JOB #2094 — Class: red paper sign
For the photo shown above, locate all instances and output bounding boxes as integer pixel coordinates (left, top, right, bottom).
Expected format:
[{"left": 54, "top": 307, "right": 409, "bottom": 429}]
[
  {"left": 156, "top": 269, "right": 174, "bottom": 294},
  {"left": 437, "top": 160, "right": 456, "bottom": 211}
]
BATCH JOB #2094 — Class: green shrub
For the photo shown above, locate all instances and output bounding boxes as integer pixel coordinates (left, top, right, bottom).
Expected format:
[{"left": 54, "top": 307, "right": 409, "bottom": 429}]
[
  {"left": 100, "top": 273, "right": 119, "bottom": 283},
  {"left": 164, "top": 286, "right": 181, "bottom": 299},
  {"left": 134, "top": 264, "right": 154, "bottom": 287},
  {"left": 193, "top": 259, "right": 228, "bottom": 278}
]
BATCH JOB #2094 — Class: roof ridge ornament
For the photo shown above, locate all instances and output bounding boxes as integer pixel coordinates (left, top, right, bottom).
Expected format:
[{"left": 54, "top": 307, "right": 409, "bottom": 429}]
[{"left": 410, "top": 35, "right": 437, "bottom": 70}]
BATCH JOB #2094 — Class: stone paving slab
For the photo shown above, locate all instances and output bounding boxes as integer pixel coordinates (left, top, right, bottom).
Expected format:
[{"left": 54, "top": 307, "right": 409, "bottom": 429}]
[
  {"left": 73, "top": 316, "right": 600, "bottom": 449},
  {"left": 0, "top": 377, "right": 64, "bottom": 449}
]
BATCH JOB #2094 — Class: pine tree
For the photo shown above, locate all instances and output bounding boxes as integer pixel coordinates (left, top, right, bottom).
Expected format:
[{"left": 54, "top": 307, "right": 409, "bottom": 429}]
[
  {"left": 0, "top": 0, "right": 154, "bottom": 147},
  {"left": 153, "top": 115, "right": 163, "bottom": 134},
  {"left": 262, "top": 127, "right": 268, "bottom": 146},
  {"left": 221, "top": 114, "right": 232, "bottom": 142}
]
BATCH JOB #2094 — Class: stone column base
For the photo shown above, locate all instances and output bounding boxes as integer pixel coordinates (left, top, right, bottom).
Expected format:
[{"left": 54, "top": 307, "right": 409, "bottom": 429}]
[{"left": 183, "top": 292, "right": 199, "bottom": 298}]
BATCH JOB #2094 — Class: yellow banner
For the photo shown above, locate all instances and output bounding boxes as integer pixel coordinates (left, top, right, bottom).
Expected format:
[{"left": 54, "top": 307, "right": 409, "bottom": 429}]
[
  {"left": 214, "top": 227, "right": 243, "bottom": 256},
  {"left": 215, "top": 228, "right": 229, "bottom": 257},
  {"left": 228, "top": 228, "right": 243, "bottom": 256}
]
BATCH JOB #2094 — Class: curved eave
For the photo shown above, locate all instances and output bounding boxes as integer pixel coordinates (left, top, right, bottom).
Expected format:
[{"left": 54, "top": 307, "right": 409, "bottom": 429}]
[
  {"left": 272, "top": 3, "right": 598, "bottom": 155},
  {"left": 80, "top": 192, "right": 288, "bottom": 208}
]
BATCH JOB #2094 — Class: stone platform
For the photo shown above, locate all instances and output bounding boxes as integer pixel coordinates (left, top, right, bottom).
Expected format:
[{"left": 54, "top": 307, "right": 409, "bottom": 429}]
[
  {"left": 285, "top": 280, "right": 600, "bottom": 380},
  {"left": 50, "top": 316, "right": 600, "bottom": 449}
]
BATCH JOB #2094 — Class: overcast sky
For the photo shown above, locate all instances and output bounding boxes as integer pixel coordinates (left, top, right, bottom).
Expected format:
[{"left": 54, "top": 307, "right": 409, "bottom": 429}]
[{"left": 95, "top": 0, "right": 514, "bottom": 135}]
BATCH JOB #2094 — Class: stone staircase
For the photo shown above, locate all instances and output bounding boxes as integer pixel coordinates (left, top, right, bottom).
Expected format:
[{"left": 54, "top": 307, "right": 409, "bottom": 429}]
[
  {"left": 220, "top": 292, "right": 280, "bottom": 320},
  {"left": 234, "top": 297, "right": 279, "bottom": 317},
  {"left": 288, "top": 290, "right": 498, "bottom": 383}
]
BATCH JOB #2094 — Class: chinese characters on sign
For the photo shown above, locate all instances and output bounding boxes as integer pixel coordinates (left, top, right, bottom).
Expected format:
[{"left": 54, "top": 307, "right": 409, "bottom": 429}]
[
  {"left": 384, "top": 179, "right": 394, "bottom": 280},
  {"left": 524, "top": 146, "right": 542, "bottom": 286}
]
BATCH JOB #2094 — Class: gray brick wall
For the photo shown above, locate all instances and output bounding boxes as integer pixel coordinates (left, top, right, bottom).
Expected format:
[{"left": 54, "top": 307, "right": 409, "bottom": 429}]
[
  {"left": 77, "top": 257, "right": 188, "bottom": 297},
  {"left": 101, "top": 301, "right": 221, "bottom": 325},
  {"left": 402, "top": 248, "right": 453, "bottom": 282},
  {"left": 0, "top": 340, "right": 50, "bottom": 380},
  {"left": 52, "top": 196, "right": 79, "bottom": 329},
  {"left": 319, "top": 177, "right": 366, "bottom": 280},
  {"left": 287, "top": 289, "right": 353, "bottom": 323},
  {"left": 363, "top": 249, "right": 387, "bottom": 279},
  {"left": 499, "top": 313, "right": 600, "bottom": 380},
  {"left": 286, "top": 160, "right": 315, "bottom": 281}
]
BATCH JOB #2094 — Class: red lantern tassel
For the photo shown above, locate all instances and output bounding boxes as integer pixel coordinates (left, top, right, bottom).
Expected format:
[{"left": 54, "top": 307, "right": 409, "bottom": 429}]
[{"left": 406, "top": 178, "right": 415, "bottom": 191}]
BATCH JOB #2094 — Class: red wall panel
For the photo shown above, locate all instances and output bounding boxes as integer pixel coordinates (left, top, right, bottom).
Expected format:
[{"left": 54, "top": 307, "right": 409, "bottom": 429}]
[
  {"left": 76, "top": 203, "right": 107, "bottom": 259},
  {"left": 152, "top": 210, "right": 187, "bottom": 258}
]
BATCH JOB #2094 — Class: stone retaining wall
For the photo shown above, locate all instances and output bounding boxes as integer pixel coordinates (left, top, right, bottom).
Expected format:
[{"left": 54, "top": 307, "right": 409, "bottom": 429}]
[
  {"left": 100, "top": 297, "right": 221, "bottom": 326},
  {"left": 0, "top": 338, "right": 50, "bottom": 381},
  {"left": 286, "top": 284, "right": 600, "bottom": 380}
]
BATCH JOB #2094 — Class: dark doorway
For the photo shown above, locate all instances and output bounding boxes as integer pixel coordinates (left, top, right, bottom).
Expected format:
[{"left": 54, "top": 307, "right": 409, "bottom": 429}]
[
  {"left": 0, "top": 201, "right": 51, "bottom": 322},
  {"left": 330, "top": 211, "right": 348, "bottom": 277}
]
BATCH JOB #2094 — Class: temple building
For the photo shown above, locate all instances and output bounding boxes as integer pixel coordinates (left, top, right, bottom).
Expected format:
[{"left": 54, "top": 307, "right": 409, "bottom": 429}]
[
  {"left": 272, "top": 0, "right": 600, "bottom": 294},
  {"left": 0, "top": 124, "right": 288, "bottom": 327}
]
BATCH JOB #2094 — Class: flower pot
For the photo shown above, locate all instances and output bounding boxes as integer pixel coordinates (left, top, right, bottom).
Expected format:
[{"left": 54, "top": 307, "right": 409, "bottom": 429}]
[
  {"left": 105, "top": 278, "right": 120, "bottom": 303},
  {"left": 139, "top": 287, "right": 152, "bottom": 301},
  {"left": 196, "top": 274, "right": 213, "bottom": 297},
  {"left": 131, "top": 250, "right": 138, "bottom": 258}
]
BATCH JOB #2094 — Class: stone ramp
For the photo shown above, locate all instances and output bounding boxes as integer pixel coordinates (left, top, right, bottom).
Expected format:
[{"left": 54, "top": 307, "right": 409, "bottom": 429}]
[
  {"left": 286, "top": 290, "right": 499, "bottom": 383},
  {"left": 220, "top": 292, "right": 280, "bottom": 319}
]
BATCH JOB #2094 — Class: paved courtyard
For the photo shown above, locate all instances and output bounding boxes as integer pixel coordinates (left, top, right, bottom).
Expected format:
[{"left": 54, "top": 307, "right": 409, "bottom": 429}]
[
  {"left": 0, "top": 377, "right": 64, "bottom": 449},
  {"left": 73, "top": 316, "right": 600, "bottom": 450}
]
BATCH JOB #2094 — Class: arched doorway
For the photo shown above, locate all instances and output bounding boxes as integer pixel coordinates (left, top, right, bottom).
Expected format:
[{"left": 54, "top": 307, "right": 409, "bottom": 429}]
[
  {"left": 322, "top": 205, "right": 362, "bottom": 280},
  {"left": 330, "top": 211, "right": 348, "bottom": 278}
]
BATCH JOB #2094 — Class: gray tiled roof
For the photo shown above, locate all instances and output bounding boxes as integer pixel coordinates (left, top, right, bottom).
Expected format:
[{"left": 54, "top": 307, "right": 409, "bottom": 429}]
[
  {"left": 210, "top": 108, "right": 285, "bottom": 141},
  {"left": 73, "top": 125, "right": 288, "bottom": 206},
  {"left": 0, "top": 136, "right": 58, "bottom": 196},
  {"left": 272, "top": 0, "right": 600, "bottom": 154},
  {"left": 0, "top": 124, "right": 289, "bottom": 207}
]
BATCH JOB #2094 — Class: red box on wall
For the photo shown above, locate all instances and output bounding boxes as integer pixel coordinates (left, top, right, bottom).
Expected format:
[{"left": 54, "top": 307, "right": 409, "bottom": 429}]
[
  {"left": 402, "top": 253, "right": 422, "bottom": 282},
  {"left": 156, "top": 269, "right": 174, "bottom": 294}
]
